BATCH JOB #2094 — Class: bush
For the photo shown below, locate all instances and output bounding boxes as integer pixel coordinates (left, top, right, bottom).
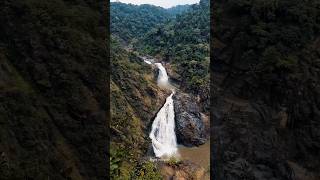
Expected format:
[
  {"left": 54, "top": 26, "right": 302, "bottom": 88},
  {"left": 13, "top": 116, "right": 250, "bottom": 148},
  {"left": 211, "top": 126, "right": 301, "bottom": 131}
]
[
  {"left": 132, "top": 161, "right": 162, "bottom": 180},
  {"left": 167, "top": 156, "right": 181, "bottom": 167}
]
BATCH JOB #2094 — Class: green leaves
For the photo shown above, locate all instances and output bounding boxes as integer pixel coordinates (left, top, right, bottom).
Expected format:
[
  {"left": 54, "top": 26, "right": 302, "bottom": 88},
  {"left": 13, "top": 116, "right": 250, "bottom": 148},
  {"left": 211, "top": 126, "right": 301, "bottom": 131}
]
[
  {"left": 111, "top": 2, "right": 174, "bottom": 44},
  {"left": 132, "top": 161, "right": 162, "bottom": 180},
  {"left": 133, "top": 0, "right": 210, "bottom": 95}
]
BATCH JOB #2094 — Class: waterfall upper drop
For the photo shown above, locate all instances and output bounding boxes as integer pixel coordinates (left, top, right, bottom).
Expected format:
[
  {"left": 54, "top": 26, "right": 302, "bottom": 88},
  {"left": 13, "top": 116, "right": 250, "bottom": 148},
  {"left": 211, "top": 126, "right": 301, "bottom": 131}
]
[
  {"left": 149, "top": 62, "right": 178, "bottom": 158},
  {"left": 142, "top": 57, "right": 152, "bottom": 64},
  {"left": 155, "top": 63, "right": 169, "bottom": 87}
]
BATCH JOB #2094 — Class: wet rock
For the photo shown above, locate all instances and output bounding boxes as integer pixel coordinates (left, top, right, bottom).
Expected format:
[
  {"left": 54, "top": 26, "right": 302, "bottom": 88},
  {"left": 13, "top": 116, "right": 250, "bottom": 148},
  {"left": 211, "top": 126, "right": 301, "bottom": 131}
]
[
  {"left": 160, "top": 160, "right": 208, "bottom": 180},
  {"left": 163, "top": 63, "right": 181, "bottom": 85},
  {"left": 173, "top": 92, "right": 206, "bottom": 147}
]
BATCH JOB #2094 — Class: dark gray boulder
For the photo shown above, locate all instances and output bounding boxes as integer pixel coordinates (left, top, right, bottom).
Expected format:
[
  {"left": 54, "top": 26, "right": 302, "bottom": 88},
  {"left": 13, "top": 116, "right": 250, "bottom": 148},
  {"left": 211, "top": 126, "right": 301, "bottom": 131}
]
[{"left": 173, "top": 92, "right": 206, "bottom": 147}]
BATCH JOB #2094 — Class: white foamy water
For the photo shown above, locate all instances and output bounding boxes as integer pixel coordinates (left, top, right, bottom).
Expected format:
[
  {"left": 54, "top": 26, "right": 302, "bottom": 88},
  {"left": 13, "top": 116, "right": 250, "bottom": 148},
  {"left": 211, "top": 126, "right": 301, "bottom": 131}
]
[
  {"left": 149, "top": 92, "right": 177, "bottom": 157},
  {"left": 149, "top": 62, "right": 178, "bottom": 158},
  {"left": 144, "top": 60, "right": 152, "bottom": 64},
  {"left": 155, "top": 63, "right": 169, "bottom": 87},
  {"left": 142, "top": 57, "right": 153, "bottom": 64}
]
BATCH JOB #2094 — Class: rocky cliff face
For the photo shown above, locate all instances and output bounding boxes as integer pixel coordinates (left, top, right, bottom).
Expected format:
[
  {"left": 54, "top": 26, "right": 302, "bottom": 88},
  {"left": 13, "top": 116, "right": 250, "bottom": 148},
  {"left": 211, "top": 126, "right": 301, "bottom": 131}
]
[
  {"left": 173, "top": 92, "right": 207, "bottom": 147},
  {"left": 0, "top": 1, "right": 107, "bottom": 179}
]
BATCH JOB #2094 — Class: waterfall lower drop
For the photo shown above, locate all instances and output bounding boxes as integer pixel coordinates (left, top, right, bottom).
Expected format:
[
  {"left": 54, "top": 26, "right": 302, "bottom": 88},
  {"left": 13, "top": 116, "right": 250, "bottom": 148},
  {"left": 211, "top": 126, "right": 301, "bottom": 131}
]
[{"left": 149, "top": 63, "right": 178, "bottom": 158}]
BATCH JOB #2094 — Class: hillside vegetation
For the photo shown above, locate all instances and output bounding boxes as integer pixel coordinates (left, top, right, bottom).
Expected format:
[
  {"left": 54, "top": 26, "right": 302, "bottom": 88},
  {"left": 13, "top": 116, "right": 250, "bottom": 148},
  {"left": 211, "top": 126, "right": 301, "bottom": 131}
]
[
  {"left": 212, "top": 0, "right": 320, "bottom": 179},
  {"left": 110, "top": 38, "right": 169, "bottom": 179},
  {"left": 135, "top": 0, "right": 210, "bottom": 111},
  {"left": 111, "top": 2, "right": 192, "bottom": 45},
  {"left": 110, "top": 1, "right": 210, "bottom": 178},
  {"left": 166, "top": 5, "right": 191, "bottom": 16},
  {"left": 0, "top": 0, "right": 107, "bottom": 179},
  {"left": 111, "top": 2, "right": 172, "bottom": 45}
]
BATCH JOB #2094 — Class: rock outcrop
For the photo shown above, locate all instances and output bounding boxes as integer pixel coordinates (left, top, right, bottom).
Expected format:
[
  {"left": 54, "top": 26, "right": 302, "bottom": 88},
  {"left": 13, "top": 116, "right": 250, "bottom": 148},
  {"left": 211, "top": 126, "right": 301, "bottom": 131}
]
[
  {"left": 173, "top": 92, "right": 207, "bottom": 147},
  {"left": 160, "top": 160, "right": 208, "bottom": 180}
]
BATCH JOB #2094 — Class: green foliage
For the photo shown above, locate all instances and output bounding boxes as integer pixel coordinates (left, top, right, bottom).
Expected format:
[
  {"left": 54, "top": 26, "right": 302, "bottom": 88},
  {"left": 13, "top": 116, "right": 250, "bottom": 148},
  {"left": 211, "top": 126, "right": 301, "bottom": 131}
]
[
  {"left": 110, "top": 1, "right": 210, "bottom": 178},
  {"left": 110, "top": 144, "right": 163, "bottom": 179},
  {"left": 213, "top": 0, "right": 320, "bottom": 101},
  {"left": 110, "top": 148, "right": 122, "bottom": 179},
  {"left": 213, "top": 1, "right": 320, "bottom": 178},
  {"left": 132, "top": 161, "right": 162, "bottom": 180},
  {"left": 111, "top": 0, "right": 209, "bottom": 100},
  {"left": 0, "top": 0, "right": 107, "bottom": 179},
  {"left": 276, "top": 55, "right": 298, "bottom": 69},
  {"left": 110, "top": 145, "right": 136, "bottom": 180},
  {"left": 166, "top": 5, "right": 191, "bottom": 16},
  {"left": 135, "top": 0, "right": 210, "bottom": 95},
  {"left": 111, "top": 2, "right": 173, "bottom": 44},
  {"left": 167, "top": 156, "right": 182, "bottom": 167},
  {"left": 110, "top": 2, "right": 192, "bottom": 45},
  {"left": 111, "top": 38, "right": 169, "bottom": 179},
  {"left": 214, "top": 0, "right": 320, "bottom": 84}
]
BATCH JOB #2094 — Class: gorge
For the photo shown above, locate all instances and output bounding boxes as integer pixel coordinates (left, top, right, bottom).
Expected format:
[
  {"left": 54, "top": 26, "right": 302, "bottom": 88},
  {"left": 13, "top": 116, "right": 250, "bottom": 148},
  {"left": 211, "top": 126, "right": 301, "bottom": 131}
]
[{"left": 110, "top": 0, "right": 210, "bottom": 179}]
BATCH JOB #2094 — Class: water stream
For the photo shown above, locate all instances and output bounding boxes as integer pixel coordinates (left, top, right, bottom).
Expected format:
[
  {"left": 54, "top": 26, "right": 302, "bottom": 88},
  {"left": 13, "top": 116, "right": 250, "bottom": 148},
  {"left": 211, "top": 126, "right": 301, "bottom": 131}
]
[
  {"left": 145, "top": 59, "right": 209, "bottom": 168},
  {"left": 149, "top": 62, "right": 178, "bottom": 158}
]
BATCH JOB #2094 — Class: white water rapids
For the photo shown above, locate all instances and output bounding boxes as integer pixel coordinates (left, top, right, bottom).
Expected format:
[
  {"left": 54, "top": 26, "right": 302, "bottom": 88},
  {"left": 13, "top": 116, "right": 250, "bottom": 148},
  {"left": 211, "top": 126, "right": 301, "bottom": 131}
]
[{"left": 149, "top": 62, "right": 178, "bottom": 158}]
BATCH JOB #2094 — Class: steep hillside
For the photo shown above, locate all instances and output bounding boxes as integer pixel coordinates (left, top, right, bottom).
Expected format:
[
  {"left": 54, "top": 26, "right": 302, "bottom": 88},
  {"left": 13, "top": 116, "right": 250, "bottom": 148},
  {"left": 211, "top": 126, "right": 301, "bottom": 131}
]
[
  {"left": 212, "top": 0, "right": 320, "bottom": 179},
  {"left": 136, "top": 0, "right": 210, "bottom": 111},
  {"left": 110, "top": 38, "right": 169, "bottom": 179},
  {"left": 110, "top": 2, "right": 192, "bottom": 45},
  {"left": 0, "top": 0, "right": 107, "bottom": 179},
  {"left": 111, "top": 2, "right": 173, "bottom": 45},
  {"left": 110, "top": 1, "right": 211, "bottom": 179}
]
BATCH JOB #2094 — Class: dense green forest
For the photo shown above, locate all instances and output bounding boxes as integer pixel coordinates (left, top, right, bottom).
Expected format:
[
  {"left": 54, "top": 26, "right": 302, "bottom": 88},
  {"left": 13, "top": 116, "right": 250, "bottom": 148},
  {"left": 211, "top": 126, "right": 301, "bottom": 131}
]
[
  {"left": 166, "top": 4, "right": 191, "bottom": 16},
  {"left": 110, "top": 1, "right": 210, "bottom": 179},
  {"left": 111, "top": 3, "right": 172, "bottom": 45},
  {"left": 212, "top": 0, "right": 320, "bottom": 179},
  {"left": 0, "top": 0, "right": 107, "bottom": 179},
  {"left": 110, "top": 38, "right": 167, "bottom": 179},
  {"left": 111, "top": 2, "right": 191, "bottom": 45},
  {"left": 113, "top": 0, "right": 320, "bottom": 179},
  {"left": 135, "top": 0, "right": 210, "bottom": 110}
]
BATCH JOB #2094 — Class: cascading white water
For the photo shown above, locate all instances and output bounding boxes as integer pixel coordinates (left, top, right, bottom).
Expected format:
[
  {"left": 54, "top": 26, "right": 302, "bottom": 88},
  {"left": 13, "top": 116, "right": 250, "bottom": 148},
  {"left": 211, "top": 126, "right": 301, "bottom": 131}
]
[
  {"left": 149, "top": 92, "right": 177, "bottom": 157},
  {"left": 149, "top": 63, "right": 178, "bottom": 158},
  {"left": 155, "top": 63, "right": 169, "bottom": 87},
  {"left": 142, "top": 57, "right": 152, "bottom": 64},
  {"left": 144, "top": 60, "right": 152, "bottom": 64}
]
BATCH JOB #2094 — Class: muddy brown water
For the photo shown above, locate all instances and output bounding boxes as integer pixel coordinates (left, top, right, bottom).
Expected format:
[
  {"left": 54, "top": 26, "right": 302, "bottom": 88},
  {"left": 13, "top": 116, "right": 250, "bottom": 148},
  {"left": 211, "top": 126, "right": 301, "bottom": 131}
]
[{"left": 177, "top": 140, "right": 210, "bottom": 170}]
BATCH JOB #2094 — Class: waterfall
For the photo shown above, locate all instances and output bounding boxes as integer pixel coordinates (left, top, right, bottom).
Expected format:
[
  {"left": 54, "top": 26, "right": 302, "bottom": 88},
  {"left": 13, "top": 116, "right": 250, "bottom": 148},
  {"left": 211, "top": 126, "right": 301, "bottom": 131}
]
[
  {"left": 149, "top": 62, "right": 178, "bottom": 158},
  {"left": 142, "top": 57, "right": 152, "bottom": 64},
  {"left": 144, "top": 60, "right": 152, "bottom": 64},
  {"left": 155, "top": 63, "right": 169, "bottom": 87}
]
